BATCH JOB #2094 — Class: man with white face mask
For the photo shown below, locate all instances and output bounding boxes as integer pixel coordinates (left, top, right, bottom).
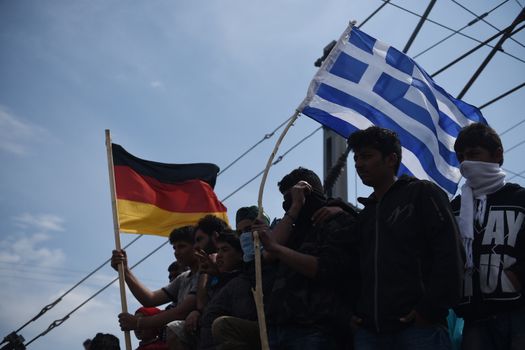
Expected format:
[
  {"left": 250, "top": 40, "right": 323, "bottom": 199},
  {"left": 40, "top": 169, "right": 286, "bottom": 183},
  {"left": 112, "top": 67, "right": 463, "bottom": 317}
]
[{"left": 452, "top": 123, "right": 525, "bottom": 350}]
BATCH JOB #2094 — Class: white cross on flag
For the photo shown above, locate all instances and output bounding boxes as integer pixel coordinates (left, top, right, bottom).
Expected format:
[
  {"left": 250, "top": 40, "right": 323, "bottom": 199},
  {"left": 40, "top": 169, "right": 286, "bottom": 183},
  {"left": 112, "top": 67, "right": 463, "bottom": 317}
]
[{"left": 299, "top": 24, "right": 487, "bottom": 196}]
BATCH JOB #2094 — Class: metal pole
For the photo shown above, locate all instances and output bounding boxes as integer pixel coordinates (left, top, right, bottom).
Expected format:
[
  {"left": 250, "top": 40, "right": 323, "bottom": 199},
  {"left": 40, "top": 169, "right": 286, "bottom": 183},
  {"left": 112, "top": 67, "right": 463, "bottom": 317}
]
[
  {"left": 323, "top": 128, "right": 348, "bottom": 199},
  {"left": 431, "top": 23, "right": 525, "bottom": 77},
  {"left": 457, "top": 8, "right": 525, "bottom": 99},
  {"left": 479, "top": 82, "right": 525, "bottom": 110},
  {"left": 403, "top": 0, "right": 437, "bottom": 53}
]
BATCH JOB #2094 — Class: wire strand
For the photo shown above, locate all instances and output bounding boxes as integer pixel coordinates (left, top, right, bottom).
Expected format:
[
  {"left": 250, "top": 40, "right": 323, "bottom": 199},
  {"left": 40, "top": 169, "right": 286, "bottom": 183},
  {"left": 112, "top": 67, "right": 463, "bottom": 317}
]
[
  {"left": 12, "top": 234, "right": 143, "bottom": 335},
  {"left": 221, "top": 126, "right": 322, "bottom": 202},
  {"left": 218, "top": 117, "right": 292, "bottom": 176},
  {"left": 504, "top": 138, "right": 525, "bottom": 153},
  {"left": 384, "top": 0, "right": 525, "bottom": 64},
  {"left": 478, "top": 82, "right": 525, "bottom": 110},
  {"left": 24, "top": 240, "right": 169, "bottom": 347},
  {"left": 507, "top": 167, "right": 525, "bottom": 180},
  {"left": 451, "top": 0, "right": 524, "bottom": 49},
  {"left": 358, "top": 0, "right": 391, "bottom": 28},
  {"left": 500, "top": 118, "right": 525, "bottom": 136},
  {"left": 413, "top": 0, "right": 510, "bottom": 58}
]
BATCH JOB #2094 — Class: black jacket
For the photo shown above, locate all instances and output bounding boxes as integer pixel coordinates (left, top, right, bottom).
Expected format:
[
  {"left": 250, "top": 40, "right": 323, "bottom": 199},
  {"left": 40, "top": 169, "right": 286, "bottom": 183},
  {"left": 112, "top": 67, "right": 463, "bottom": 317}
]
[
  {"left": 198, "top": 272, "right": 257, "bottom": 350},
  {"left": 267, "top": 210, "right": 359, "bottom": 332},
  {"left": 451, "top": 183, "right": 525, "bottom": 322},
  {"left": 355, "top": 176, "right": 464, "bottom": 333}
]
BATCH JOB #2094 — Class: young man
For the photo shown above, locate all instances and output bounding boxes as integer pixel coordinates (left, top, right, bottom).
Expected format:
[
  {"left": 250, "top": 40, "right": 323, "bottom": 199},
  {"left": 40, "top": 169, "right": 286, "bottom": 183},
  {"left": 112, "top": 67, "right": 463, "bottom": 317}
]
[
  {"left": 235, "top": 205, "right": 271, "bottom": 262},
  {"left": 207, "top": 206, "right": 271, "bottom": 350},
  {"left": 171, "top": 230, "right": 245, "bottom": 350},
  {"left": 258, "top": 167, "right": 358, "bottom": 349},
  {"left": 193, "top": 215, "right": 229, "bottom": 255},
  {"left": 112, "top": 226, "right": 199, "bottom": 340},
  {"left": 452, "top": 123, "right": 525, "bottom": 350},
  {"left": 348, "top": 126, "right": 464, "bottom": 350},
  {"left": 180, "top": 216, "right": 230, "bottom": 345},
  {"left": 196, "top": 231, "right": 249, "bottom": 350}
]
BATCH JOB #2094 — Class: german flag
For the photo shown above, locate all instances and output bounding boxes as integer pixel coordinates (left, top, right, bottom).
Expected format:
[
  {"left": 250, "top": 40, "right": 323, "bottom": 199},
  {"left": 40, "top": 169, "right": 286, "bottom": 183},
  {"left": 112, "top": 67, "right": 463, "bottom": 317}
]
[{"left": 112, "top": 144, "right": 228, "bottom": 237}]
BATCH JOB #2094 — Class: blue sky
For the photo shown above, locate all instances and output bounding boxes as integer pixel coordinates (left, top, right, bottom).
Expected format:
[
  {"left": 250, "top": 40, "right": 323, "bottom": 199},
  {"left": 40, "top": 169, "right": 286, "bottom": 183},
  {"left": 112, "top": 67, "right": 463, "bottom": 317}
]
[{"left": 1, "top": 1, "right": 524, "bottom": 349}]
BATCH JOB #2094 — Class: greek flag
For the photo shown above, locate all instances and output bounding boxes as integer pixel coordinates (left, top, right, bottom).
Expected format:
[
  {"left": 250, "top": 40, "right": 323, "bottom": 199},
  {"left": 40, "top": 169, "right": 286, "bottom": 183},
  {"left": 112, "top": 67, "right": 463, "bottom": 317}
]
[{"left": 299, "top": 24, "right": 486, "bottom": 196}]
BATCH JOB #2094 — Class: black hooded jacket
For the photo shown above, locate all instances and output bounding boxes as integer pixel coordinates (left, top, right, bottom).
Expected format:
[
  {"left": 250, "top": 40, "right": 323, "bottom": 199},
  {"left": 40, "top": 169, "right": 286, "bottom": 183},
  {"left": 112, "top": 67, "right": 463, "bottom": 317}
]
[
  {"left": 354, "top": 175, "right": 464, "bottom": 333},
  {"left": 266, "top": 202, "right": 359, "bottom": 334}
]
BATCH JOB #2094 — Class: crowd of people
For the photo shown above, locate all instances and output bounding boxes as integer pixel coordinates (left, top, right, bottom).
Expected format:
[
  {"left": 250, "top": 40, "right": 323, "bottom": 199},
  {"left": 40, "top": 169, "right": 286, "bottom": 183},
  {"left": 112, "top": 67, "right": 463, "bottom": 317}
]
[{"left": 91, "top": 123, "right": 523, "bottom": 350}]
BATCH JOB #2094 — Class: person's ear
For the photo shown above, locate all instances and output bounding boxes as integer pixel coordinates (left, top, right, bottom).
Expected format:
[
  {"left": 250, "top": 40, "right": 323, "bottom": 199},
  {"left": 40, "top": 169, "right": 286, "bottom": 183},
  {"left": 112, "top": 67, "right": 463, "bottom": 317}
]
[
  {"left": 493, "top": 147, "right": 504, "bottom": 165},
  {"left": 386, "top": 152, "right": 398, "bottom": 169}
]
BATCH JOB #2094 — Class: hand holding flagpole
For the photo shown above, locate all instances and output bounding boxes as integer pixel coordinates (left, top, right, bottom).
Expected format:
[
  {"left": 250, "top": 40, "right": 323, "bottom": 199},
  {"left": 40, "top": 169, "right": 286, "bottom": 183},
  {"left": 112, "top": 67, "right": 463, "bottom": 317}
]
[{"left": 105, "top": 129, "right": 132, "bottom": 350}]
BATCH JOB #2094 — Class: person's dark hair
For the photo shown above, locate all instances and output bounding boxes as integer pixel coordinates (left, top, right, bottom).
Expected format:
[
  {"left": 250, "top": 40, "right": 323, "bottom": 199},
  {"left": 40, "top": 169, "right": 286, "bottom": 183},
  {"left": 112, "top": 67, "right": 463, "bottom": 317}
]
[
  {"left": 168, "top": 261, "right": 184, "bottom": 272},
  {"left": 195, "top": 215, "right": 229, "bottom": 237},
  {"left": 216, "top": 230, "right": 242, "bottom": 253},
  {"left": 454, "top": 123, "right": 503, "bottom": 165},
  {"left": 235, "top": 206, "right": 270, "bottom": 225},
  {"left": 169, "top": 225, "right": 194, "bottom": 245},
  {"left": 278, "top": 167, "right": 323, "bottom": 194},
  {"left": 347, "top": 126, "right": 402, "bottom": 173},
  {"left": 83, "top": 338, "right": 92, "bottom": 348},
  {"left": 90, "top": 333, "right": 120, "bottom": 350}
]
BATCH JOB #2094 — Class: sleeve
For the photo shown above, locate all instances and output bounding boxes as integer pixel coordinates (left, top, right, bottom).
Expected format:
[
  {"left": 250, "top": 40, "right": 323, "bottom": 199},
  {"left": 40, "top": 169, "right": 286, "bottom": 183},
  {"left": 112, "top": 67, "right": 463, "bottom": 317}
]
[
  {"left": 414, "top": 182, "right": 465, "bottom": 322},
  {"left": 505, "top": 197, "right": 525, "bottom": 287},
  {"left": 314, "top": 214, "right": 360, "bottom": 287},
  {"left": 326, "top": 198, "right": 361, "bottom": 217},
  {"left": 187, "top": 273, "right": 200, "bottom": 296},
  {"left": 161, "top": 273, "right": 182, "bottom": 303}
]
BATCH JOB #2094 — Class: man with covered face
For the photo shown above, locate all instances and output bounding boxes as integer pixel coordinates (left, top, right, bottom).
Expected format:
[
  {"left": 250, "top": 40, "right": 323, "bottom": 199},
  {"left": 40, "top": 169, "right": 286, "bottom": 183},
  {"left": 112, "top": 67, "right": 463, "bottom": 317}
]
[
  {"left": 257, "top": 167, "right": 358, "bottom": 349},
  {"left": 452, "top": 123, "right": 525, "bottom": 350}
]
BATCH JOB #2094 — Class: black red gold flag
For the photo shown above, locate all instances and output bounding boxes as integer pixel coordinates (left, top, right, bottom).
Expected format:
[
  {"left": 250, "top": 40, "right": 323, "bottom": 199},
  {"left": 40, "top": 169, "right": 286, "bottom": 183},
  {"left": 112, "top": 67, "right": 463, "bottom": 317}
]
[{"left": 112, "top": 144, "right": 228, "bottom": 236}]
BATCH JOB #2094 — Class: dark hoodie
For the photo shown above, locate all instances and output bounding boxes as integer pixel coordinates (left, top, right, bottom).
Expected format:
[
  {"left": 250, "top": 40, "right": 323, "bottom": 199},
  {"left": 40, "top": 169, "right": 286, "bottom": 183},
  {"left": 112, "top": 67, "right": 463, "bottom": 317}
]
[
  {"left": 355, "top": 175, "right": 464, "bottom": 333},
  {"left": 266, "top": 198, "right": 359, "bottom": 335}
]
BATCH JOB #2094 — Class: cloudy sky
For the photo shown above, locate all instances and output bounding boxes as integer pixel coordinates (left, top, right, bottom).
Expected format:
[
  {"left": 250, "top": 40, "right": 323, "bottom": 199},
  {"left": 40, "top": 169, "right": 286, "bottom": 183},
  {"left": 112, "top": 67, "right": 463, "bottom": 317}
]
[{"left": 1, "top": 0, "right": 524, "bottom": 349}]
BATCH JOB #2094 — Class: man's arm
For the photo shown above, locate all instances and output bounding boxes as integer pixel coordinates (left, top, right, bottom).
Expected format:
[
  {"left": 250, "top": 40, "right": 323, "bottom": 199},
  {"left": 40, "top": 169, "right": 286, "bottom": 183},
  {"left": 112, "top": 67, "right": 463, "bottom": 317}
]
[
  {"left": 259, "top": 213, "right": 357, "bottom": 280},
  {"left": 111, "top": 249, "right": 171, "bottom": 307},
  {"left": 260, "top": 231, "right": 318, "bottom": 278},
  {"left": 414, "top": 182, "right": 464, "bottom": 322},
  {"left": 267, "top": 181, "right": 310, "bottom": 246},
  {"left": 505, "top": 203, "right": 525, "bottom": 291},
  {"left": 119, "top": 294, "right": 196, "bottom": 330}
]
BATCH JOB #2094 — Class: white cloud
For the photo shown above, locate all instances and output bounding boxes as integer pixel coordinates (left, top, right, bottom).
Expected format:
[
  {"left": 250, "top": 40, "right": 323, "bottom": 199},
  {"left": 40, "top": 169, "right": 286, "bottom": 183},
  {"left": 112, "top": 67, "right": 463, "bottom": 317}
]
[
  {"left": 0, "top": 213, "right": 66, "bottom": 267},
  {"left": 0, "top": 232, "right": 66, "bottom": 268},
  {"left": 150, "top": 80, "right": 164, "bottom": 89},
  {"left": 0, "top": 106, "right": 49, "bottom": 156},
  {"left": 14, "top": 213, "right": 65, "bottom": 232}
]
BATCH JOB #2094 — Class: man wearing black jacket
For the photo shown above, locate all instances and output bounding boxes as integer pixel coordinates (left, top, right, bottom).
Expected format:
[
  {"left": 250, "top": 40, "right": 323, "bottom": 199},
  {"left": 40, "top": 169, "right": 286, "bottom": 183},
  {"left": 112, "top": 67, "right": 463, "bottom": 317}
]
[
  {"left": 259, "top": 167, "right": 359, "bottom": 349},
  {"left": 452, "top": 123, "right": 525, "bottom": 350},
  {"left": 348, "top": 126, "right": 464, "bottom": 350}
]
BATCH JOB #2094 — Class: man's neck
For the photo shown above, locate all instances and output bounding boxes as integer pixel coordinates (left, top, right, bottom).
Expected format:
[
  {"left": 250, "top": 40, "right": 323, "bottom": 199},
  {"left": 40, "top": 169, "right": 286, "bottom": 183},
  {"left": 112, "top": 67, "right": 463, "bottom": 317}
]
[
  {"left": 188, "top": 260, "right": 199, "bottom": 273},
  {"left": 373, "top": 176, "right": 397, "bottom": 201}
]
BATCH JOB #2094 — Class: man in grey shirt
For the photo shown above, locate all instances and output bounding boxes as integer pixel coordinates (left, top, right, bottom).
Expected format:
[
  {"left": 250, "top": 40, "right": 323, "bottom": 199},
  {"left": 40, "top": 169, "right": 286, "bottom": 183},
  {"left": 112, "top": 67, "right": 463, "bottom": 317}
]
[{"left": 112, "top": 226, "right": 199, "bottom": 343}]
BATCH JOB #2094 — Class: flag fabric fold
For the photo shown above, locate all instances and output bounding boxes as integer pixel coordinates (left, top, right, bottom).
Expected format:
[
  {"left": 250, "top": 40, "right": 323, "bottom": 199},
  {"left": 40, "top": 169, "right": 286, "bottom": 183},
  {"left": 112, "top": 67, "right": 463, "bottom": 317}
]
[
  {"left": 299, "top": 24, "right": 487, "bottom": 196},
  {"left": 112, "top": 144, "right": 228, "bottom": 236}
]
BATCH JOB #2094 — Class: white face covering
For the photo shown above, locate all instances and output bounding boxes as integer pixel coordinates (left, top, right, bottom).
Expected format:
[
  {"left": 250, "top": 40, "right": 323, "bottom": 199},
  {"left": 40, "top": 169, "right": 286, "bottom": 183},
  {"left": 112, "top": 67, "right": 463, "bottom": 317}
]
[{"left": 458, "top": 160, "right": 506, "bottom": 269}]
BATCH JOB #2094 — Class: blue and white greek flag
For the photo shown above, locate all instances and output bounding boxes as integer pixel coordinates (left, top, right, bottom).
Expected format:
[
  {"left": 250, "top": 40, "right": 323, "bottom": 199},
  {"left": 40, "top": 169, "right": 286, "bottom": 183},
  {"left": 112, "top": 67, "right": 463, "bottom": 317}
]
[{"left": 299, "top": 24, "right": 487, "bottom": 196}]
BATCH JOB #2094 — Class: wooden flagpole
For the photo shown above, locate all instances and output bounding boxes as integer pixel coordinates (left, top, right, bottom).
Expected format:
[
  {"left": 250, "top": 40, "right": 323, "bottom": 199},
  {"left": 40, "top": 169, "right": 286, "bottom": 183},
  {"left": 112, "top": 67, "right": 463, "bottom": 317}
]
[
  {"left": 105, "top": 129, "right": 132, "bottom": 350},
  {"left": 253, "top": 110, "right": 301, "bottom": 350}
]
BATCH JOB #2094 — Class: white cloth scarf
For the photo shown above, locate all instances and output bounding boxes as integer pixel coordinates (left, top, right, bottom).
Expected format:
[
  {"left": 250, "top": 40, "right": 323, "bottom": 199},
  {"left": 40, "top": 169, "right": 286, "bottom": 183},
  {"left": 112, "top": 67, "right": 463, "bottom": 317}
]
[{"left": 458, "top": 160, "right": 506, "bottom": 269}]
